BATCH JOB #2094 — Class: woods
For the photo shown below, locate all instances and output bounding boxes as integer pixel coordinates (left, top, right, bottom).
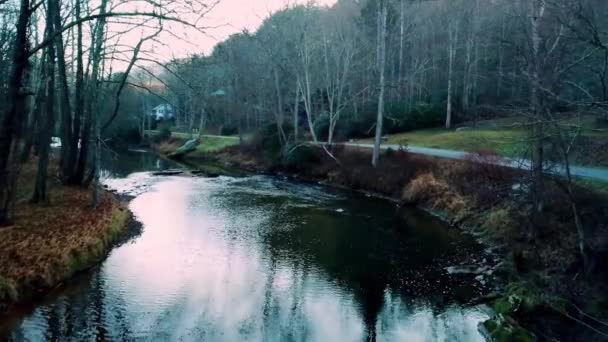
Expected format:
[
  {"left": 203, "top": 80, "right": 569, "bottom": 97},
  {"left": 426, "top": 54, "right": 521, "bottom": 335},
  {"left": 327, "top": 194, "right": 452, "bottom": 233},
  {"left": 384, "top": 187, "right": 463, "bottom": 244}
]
[
  {"left": 1, "top": 0, "right": 606, "bottom": 273},
  {"left": 162, "top": 0, "right": 608, "bottom": 159},
  {"left": 1, "top": 0, "right": 608, "bottom": 339},
  {"left": 0, "top": 0, "right": 216, "bottom": 223},
  {"left": 151, "top": 0, "right": 608, "bottom": 273},
  {"left": 1, "top": 0, "right": 606, "bottom": 269}
]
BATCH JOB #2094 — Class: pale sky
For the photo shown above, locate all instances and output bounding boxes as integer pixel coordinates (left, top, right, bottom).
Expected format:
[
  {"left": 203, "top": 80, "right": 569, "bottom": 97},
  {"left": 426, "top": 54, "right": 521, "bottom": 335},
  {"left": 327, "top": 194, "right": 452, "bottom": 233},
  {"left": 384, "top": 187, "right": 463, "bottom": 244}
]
[{"left": 114, "top": 0, "right": 337, "bottom": 68}]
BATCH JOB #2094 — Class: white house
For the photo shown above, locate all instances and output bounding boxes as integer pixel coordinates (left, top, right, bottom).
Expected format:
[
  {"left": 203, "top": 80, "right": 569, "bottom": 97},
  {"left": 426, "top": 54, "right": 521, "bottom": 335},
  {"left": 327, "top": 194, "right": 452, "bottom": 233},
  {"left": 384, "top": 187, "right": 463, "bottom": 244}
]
[{"left": 151, "top": 103, "right": 175, "bottom": 121}]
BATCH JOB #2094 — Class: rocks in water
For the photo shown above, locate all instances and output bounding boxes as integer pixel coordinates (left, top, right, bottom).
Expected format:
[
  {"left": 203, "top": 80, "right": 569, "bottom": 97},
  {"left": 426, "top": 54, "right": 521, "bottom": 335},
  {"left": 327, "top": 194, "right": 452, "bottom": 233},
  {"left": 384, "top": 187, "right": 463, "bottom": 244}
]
[
  {"left": 445, "top": 265, "right": 491, "bottom": 275},
  {"left": 191, "top": 170, "right": 219, "bottom": 177},
  {"left": 152, "top": 170, "right": 184, "bottom": 176},
  {"left": 127, "top": 148, "right": 148, "bottom": 153}
]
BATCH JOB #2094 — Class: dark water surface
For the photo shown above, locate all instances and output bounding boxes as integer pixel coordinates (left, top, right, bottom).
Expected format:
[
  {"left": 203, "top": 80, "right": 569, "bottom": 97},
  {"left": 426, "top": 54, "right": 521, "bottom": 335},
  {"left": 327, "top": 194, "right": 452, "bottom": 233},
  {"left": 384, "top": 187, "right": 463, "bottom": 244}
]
[{"left": 1, "top": 151, "right": 490, "bottom": 341}]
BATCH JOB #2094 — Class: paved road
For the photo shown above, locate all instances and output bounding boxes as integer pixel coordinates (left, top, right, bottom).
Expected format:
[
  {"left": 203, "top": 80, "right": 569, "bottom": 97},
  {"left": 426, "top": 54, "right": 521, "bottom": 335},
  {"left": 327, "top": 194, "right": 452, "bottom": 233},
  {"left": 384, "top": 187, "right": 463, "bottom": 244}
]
[{"left": 341, "top": 142, "right": 608, "bottom": 183}]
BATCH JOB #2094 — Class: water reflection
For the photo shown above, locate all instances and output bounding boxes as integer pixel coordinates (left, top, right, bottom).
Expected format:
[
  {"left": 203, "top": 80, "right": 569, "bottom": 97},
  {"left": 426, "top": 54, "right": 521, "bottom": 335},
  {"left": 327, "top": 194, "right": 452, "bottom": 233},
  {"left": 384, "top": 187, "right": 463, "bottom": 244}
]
[
  {"left": 2, "top": 157, "right": 489, "bottom": 341},
  {"left": 99, "top": 149, "right": 174, "bottom": 179}
]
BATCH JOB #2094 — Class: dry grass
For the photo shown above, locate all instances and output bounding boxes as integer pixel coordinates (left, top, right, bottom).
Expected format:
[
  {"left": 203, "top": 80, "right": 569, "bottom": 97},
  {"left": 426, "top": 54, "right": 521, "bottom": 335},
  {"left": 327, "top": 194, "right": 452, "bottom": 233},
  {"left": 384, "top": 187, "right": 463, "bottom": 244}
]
[
  {"left": 403, "top": 173, "right": 470, "bottom": 220},
  {"left": 0, "top": 159, "right": 129, "bottom": 308},
  {"left": 156, "top": 138, "right": 183, "bottom": 155}
]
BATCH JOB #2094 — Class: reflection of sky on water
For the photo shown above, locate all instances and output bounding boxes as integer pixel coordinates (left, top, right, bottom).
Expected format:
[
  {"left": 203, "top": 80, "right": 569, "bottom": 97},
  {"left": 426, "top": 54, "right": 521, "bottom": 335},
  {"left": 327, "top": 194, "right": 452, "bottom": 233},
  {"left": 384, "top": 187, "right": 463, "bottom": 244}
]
[{"left": 6, "top": 166, "right": 489, "bottom": 341}]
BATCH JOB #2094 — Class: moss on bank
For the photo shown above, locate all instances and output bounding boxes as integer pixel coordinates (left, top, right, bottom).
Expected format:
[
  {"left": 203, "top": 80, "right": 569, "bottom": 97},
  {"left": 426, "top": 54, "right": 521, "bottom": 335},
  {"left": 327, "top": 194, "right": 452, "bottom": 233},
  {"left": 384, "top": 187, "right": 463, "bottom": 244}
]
[{"left": 0, "top": 160, "right": 131, "bottom": 315}]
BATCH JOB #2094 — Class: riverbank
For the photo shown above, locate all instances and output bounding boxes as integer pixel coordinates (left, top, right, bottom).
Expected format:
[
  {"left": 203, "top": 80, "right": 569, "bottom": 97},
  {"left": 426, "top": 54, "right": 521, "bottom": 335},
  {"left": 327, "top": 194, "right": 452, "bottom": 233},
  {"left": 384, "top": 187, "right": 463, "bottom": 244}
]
[
  {"left": 158, "top": 137, "right": 608, "bottom": 341},
  {"left": 0, "top": 159, "right": 132, "bottom": 315}
]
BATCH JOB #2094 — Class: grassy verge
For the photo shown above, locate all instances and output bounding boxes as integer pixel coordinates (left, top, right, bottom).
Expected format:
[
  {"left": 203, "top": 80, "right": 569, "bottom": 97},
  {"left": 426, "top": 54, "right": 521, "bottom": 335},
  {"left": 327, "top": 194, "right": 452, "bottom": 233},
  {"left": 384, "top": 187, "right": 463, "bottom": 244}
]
[
  {"left": 145, "top": 130, "right": 240, "bottom": 141},
  {"left": 360, "top": 119, "right": 608, "bottom": 167},
  {"left": 147, "top": 131, "right": 240, "bottom": 156},
  {"left": 194, "top": 136, "right": 240, "bottom": 154},
  {"left": 0, "top": 159, "right": 131, "bottom": 314},
  {"left": 362, "top": 127, "right": 528, "bottom": 155}
]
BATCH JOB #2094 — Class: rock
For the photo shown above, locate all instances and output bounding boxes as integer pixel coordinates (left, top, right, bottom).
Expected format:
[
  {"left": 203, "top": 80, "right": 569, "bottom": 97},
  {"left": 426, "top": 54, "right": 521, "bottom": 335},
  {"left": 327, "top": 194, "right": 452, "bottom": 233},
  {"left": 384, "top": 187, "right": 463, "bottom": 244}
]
[
  {"left": 445, "top": 265, "right": 491, "bottom": 275},
  {"left": 152, "top": 170, "right": 183, "bottom": 176}
]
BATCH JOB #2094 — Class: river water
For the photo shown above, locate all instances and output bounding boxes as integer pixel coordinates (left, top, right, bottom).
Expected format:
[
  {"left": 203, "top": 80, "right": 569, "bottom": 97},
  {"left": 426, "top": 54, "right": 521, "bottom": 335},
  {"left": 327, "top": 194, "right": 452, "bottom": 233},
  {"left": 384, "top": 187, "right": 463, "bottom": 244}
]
[{"left": 1, "top": 151, "right": 491, "bottom": 341}]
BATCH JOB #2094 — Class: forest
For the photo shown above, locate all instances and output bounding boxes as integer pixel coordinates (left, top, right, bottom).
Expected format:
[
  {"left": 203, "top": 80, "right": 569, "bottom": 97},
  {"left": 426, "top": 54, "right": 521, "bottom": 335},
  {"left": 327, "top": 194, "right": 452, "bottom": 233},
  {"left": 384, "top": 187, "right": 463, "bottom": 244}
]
[{"left": 2, "top": 0, "right": 608, "bottom": 340}]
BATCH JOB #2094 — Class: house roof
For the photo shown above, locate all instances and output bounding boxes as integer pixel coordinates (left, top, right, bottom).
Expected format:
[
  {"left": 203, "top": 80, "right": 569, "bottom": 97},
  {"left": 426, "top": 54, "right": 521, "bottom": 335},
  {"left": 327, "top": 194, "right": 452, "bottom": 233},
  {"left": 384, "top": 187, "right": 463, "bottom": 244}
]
[{"left": 152, "top": 103, "right": 172, "bottom": 110}]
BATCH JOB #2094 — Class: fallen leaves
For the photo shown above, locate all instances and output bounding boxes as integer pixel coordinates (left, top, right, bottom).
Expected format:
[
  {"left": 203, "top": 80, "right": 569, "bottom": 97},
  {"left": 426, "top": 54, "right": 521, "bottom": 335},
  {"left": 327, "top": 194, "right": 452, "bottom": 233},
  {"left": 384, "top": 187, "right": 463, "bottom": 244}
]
[{"left": 0, "top": 158, "right": 127, "bottom": 303}]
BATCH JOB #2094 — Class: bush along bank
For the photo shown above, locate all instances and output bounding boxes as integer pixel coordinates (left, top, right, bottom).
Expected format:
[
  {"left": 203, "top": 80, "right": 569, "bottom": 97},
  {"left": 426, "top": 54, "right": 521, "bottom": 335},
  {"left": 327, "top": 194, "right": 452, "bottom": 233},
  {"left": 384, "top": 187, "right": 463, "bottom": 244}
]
[
  {"left": 154, "top": 128, "right": 608, "bottom": 341},
  {"left": 0, "top": 160, "right": 134, "bottom": 316}
]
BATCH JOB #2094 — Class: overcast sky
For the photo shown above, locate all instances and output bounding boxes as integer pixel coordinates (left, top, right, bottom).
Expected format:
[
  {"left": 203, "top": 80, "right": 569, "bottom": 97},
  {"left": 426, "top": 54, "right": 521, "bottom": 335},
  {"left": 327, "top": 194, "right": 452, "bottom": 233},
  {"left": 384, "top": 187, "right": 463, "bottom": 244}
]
[{"left": 126, "top": 0, "right": 337, "bottom": 66}]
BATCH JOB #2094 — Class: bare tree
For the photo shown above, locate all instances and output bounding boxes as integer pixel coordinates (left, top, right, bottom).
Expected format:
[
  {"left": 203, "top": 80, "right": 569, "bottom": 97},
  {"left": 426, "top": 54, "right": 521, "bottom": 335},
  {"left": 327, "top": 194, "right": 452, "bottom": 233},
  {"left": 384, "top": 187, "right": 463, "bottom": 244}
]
[{"left": 372, "top": 0, "right": 387, "bottom": 167}]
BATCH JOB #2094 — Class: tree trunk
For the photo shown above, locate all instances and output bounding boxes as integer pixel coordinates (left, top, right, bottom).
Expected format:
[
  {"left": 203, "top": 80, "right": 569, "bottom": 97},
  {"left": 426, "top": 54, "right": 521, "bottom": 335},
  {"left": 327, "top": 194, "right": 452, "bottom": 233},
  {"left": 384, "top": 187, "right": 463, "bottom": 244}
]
[
  {"left": 398, "top": 0, "right": 405, "bottom": 86},
  {"left": 462, "top": 36, "right": 472, "bottom": 114},
  {"left": 74, "top": 0, "right": 108, "bottom": 185},
  {"left": 53, "top": 1, "right": 73, "bottom": 177},
  {"left": 293, "top": 82, "right": 300, "bottom": 142},
  {"left": 0, "top": 0, "right": 31, "bottom": 224},
  {"left": 20, "top": 55, "right": 46, "bottom": 163},
  {"left": 32, "top": 0, "right": 57, "bottom": 203},
  {"left": 497, "top": 16, "right": 505, "bottom": 98},
  {"left": 273, "top": 67, "right": 286, "bottom": 144},
  {"left": 67, "top": 0, "right": 84, "bottom": 182},
  {"left": 530, "top": 0, "right": 545, "bottom": 212},
  {"left": 372, "top": 1, "right": 387, "bottom": 167},
  {"left": 446, "top": 23, "right": 457, "bottom": 129},
  {"left": 92, "top": 106, "right": 101, "bottom": 208}
]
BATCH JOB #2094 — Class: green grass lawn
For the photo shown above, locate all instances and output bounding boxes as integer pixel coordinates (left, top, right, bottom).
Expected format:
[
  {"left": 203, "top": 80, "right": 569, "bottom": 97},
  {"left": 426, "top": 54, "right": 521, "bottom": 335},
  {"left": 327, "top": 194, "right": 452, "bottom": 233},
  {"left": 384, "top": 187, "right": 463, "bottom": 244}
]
[
  {"left": 360, "top": 119, "right": 608, "bottom": 167},
  {"left": 145, "top": 130, "right": 240, "bottom": 155},
  {"left": 194, "top": 136, "right": 240, "bottom": 153},
  {"left": 361, "top": 127, "right": 529, "bottom": 156},
  {"left": 575, "top": 179, "right": 608, "bottom": 196}
]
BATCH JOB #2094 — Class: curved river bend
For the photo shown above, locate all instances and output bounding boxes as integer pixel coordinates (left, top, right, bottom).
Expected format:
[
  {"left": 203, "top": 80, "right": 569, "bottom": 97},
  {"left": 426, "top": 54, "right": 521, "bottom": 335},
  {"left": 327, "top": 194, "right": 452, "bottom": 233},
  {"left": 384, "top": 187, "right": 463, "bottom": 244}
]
[{"left": 1, "top": 151, "right": 490, "bottom": 341}]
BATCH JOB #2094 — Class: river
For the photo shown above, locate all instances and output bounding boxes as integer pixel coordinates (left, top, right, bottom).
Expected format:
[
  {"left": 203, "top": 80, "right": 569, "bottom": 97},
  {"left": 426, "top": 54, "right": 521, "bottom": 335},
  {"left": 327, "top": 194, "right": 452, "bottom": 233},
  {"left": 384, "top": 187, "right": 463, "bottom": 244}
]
[{"left": 1, "top": 151, "right": 492, "bottom": 341}]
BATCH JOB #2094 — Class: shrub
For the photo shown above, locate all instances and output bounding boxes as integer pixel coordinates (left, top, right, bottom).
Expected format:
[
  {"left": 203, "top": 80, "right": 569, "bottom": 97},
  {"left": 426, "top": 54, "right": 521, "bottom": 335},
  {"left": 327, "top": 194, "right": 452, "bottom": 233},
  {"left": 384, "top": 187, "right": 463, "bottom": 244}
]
[
  {"left": 313, "top": 114, "right": 330, "bottom": 141},
  {"left": 385, "top": 102, "right": 444, "bottom": 134},
  {"left": 464, "top": 149, "right": 512, "bottom": 183},
  {"left": 384, "top": 147, "right": 396, "bottom": 158},
  {"left": 112, "top": 127, "right": 142, "bottom": 145},
  {"left": 282, "top": 144, "right": 319, "bottom": 170},
  {"left": 249, "top": 124, "right": 294, "bottom": 163},
  {"left": 337, "top": 110, "right": 377, "bottom": 139},
  {"left": 219, "top": 124, "right": 238, "bottom": 136},
  {"left": 158, "top": 127, "right": 172, "bottom": 141}
]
